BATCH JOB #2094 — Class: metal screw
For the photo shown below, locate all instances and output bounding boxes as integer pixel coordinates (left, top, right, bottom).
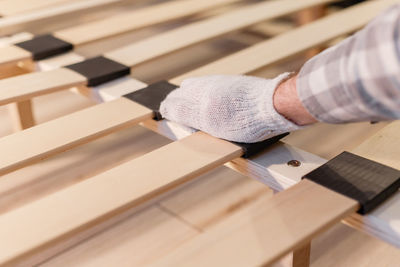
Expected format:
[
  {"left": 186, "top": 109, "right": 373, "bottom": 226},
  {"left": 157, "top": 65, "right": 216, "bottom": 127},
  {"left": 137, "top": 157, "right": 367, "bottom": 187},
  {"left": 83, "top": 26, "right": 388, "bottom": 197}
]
[{"left": 287, "top": 160, "right": 301, "bottom": 167}]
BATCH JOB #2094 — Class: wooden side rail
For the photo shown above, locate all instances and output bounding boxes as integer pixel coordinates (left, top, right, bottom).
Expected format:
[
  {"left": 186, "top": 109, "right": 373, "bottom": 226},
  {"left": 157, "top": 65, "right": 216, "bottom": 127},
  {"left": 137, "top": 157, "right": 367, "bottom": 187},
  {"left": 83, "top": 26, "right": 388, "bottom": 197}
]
[{"left": 0, "top": 0, "right": 395, "bottom": 176}]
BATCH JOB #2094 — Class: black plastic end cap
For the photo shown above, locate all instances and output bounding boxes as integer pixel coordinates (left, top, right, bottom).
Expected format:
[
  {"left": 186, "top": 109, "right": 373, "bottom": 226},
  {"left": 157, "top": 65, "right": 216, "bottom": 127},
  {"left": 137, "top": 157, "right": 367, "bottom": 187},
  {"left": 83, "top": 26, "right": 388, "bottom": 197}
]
[
  {"left": 123, "top": 80, "right": 178, "bottom": 120},
  {"left": 66, "top": 56, "right": 130, "bottom": 87},
  {"left": 15, "top": 34, "right": 73, "bottom": 60},
  {"left": 232, "top": 133, "right": 289, "bottom": 158},
  {"left": 303, "top": 151, "right": 400, "bottom": 214}
]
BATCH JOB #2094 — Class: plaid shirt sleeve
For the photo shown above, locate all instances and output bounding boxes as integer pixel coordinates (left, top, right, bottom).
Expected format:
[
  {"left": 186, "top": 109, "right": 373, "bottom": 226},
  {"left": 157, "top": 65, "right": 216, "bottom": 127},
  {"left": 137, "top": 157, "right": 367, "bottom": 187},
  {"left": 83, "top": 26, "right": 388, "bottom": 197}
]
[{"left": 297, "top": 4, "right": 400, "bottom": 123}]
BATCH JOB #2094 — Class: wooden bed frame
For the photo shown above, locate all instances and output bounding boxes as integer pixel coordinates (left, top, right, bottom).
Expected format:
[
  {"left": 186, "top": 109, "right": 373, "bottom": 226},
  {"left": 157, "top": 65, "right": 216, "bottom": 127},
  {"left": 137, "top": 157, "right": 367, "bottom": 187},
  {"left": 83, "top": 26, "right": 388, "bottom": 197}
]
[{"left": 0, "top": 0, "right": 398, "bottom": 266}]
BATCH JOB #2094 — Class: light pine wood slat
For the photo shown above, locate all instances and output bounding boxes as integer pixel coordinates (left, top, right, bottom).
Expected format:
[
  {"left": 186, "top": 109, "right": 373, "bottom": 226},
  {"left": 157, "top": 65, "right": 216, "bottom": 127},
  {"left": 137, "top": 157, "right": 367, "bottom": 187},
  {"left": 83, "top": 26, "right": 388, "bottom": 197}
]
[
  {"left": 39, "top": 206, "right": 200, "bottom": 267},
  {"left": 0, "top": 45, "right": 31, "bottom": 67},
  {"left": 0, "top": 97, "right": 152, "bottom": 176},
  {"left": 0, "top": 68, "right": 86, "bottom": 105},
  {"left": 39, "top": 167, "right": 273, "bottom": 267},
  {"left": 150, "top": 180, "right": 358, "bottom": 267},
  {"left": 0, "top": 132, "right": 242, "bottom": 265}
]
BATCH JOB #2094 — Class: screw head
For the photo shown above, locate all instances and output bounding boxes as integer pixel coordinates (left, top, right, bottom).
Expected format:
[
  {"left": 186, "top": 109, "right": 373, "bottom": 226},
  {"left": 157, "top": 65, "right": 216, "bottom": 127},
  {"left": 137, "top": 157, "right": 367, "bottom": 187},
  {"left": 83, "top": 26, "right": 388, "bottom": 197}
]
[{"left": 287, "top": 160, "right": 301, "bottom": 167}]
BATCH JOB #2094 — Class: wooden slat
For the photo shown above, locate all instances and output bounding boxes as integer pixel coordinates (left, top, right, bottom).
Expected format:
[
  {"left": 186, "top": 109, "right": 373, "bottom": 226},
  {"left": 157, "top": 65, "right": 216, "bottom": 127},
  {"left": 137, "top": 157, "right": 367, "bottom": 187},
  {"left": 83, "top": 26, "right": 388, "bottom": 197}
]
[
  {"left": 0, "top": 45, "right": 31, "bottom": 67},
  {"left": 0, "top": 68, "right": 86, "bottom": 105},
  {"left": 0, "top": 0, "right": 127, "bottom": 35},
  {"left": 38, "top": 205, "right": 199, "bottom": 267},
  {"left": 0, "top": 132, "right": 242, "bottom": 265},
  {"left": 151, "top": 180, "right": 358, "bottom": 267},
  {"left": 38, "top": 167, "right": 272, "bottom": 267},
  {"left": 0, "top": 97, "right": 152, "bottom": 176}
]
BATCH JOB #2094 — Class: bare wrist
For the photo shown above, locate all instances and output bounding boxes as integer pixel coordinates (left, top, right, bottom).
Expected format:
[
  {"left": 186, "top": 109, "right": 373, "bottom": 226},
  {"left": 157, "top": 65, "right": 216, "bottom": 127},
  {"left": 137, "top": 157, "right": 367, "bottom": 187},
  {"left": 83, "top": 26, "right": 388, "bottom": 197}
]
[{"left": 273, "top": 74, "right": 317, "bottom": 126}]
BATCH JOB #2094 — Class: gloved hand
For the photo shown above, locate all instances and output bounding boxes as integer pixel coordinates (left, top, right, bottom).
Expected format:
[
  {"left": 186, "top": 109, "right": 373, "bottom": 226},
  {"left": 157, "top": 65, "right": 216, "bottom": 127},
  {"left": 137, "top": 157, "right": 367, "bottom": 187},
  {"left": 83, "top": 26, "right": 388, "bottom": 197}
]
[{"left": 160, "top": 73, "right": 302, "bottom": 143}]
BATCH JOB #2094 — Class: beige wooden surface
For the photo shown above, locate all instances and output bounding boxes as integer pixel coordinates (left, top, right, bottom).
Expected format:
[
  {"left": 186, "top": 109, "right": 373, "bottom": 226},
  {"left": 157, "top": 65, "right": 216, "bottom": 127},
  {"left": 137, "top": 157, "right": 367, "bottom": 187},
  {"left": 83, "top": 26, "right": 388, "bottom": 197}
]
[
  {"left": 0, "top": 97, "right": 152, "bottom": 176},
  {"left": 150, "top": 180, "right": 358, "bottom": 267},
  {"left": 0, "top": 68, "right": 86, "bottom": 105},
  {"left": 0, "top": 132, "right": 243, "bottom": 265},
  {"left": 39, "top": 167, "right": 273, "bottom": 267},
  {"left": 0, "top": 45, "right": 31, "bottom": 67}
]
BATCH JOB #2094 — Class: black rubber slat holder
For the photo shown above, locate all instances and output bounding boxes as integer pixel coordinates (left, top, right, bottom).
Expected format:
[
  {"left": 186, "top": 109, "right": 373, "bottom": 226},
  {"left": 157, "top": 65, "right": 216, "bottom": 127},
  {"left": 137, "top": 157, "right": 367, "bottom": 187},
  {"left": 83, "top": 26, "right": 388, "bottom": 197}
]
[
  {"left": 15, "top": 34, "right": 73, "bottom": 60},
  {"left": 66, "top": 56, "right": 130, "bottom": 87},
  {"left": 303, "top": 151, "right": 400, "bottom": 214},
  {"left": 124, "top": 80, "right": 178, "bottom": 120},
  {"left": 124, "top": 80, "right": 289, "bottom": 158}
]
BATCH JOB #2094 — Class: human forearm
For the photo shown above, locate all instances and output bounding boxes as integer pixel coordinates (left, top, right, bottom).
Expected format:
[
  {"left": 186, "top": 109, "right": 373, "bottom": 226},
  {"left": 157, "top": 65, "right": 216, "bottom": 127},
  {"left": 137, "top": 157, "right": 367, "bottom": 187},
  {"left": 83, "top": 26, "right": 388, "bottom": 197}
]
[
  {"left": 273, "top": 74, "right": 317, "bottom": 126},
  {"left": 296, "top": 4, "right": 400, "bottom": 123}
]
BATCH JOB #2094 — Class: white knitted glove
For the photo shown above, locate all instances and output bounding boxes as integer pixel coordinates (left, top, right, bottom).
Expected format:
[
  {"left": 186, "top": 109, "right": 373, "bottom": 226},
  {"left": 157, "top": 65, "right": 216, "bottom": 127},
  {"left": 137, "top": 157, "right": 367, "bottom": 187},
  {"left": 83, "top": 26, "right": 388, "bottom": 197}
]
[{"left": 160, "top": 74, "right": 301, "bottom": 143}]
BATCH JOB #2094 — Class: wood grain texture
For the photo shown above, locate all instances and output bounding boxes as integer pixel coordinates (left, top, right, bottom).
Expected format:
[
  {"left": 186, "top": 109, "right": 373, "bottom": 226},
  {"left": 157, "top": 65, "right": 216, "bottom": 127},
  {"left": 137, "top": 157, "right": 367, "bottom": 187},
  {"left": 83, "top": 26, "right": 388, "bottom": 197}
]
[
  {"left": 151, "top": 180, "right": 358, "bottom": 267},
  {"left": 0, "top": 132, "right": 242, "bottom": 265},
  {"left": 39, "top": 206, "right": 199, "bottom": 267},
  {"left": 54, "top": 0, "right": 239, "bottom": 45},
  {"left": 39, "top": 167, "right": 272, "bottom": 267},
  {"left": 171, "top": 0, "right": 398, "bottom": 83},
  {"left": 0, "top": 98, "right": 152, "bottom": 176},
  {"left": 0, "top": 68, "right": 86, "bottom": 105},
  {"left": 105, "top": 0, "right": 336, "bottom": 66}
]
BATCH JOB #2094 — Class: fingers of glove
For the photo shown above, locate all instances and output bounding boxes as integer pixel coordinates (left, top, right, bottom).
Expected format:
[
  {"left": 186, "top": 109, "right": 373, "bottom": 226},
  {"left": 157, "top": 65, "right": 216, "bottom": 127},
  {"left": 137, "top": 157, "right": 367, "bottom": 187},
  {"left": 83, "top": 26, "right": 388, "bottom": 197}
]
[{"left": 159, "top": 87, "right": 203, "bottom": 129}]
